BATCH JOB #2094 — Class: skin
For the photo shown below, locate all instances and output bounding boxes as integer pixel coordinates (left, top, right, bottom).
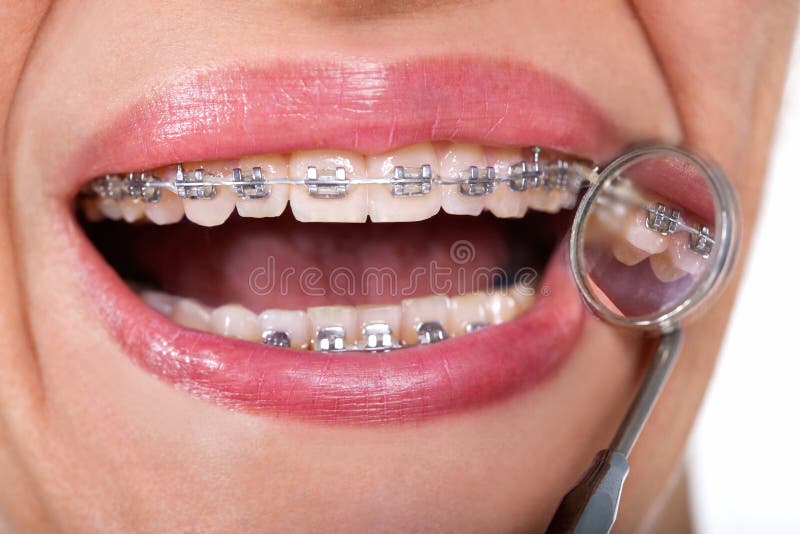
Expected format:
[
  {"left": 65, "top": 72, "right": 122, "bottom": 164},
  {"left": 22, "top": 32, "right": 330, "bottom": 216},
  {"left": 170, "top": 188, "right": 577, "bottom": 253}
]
[{"left": 0, "top": 1, "right": 796, "bottom": 531}]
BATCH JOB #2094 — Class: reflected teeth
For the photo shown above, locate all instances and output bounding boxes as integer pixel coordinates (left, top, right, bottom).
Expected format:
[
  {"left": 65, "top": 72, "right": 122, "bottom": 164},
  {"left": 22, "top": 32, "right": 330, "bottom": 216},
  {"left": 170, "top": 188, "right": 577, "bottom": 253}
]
[
  {"left": 649, "top": 233, "right": 706, "bottom": 282},
  {"left": 604, "top": 199, "right": 711, "bottom": 279},
  {"left": 138, "top": 286, "right": 536, "bottom": 352}
]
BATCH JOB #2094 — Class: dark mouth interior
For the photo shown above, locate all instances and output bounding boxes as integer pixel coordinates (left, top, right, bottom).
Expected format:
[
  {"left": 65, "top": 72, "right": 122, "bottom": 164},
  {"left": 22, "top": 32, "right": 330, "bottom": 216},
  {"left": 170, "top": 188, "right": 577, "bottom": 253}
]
[{"left": 81, "top": 209, "right": 575, "bottom": 310}]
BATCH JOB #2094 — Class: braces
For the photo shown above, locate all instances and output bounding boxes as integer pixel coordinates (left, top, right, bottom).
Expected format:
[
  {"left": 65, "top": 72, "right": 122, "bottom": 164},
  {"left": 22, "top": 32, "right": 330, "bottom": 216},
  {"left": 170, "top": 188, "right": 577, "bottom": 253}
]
[
  {"left": 597, "top": 177, "right": 717, "bottom": 258},
  {"left": 82, "top": 147, "right": 717, "bottom": 259},
  {"left": 260, "top": 320, "right": 451, "bottom": 353},
  {"left": 82, "top": 147, "right": 588, "bottom": 203}
]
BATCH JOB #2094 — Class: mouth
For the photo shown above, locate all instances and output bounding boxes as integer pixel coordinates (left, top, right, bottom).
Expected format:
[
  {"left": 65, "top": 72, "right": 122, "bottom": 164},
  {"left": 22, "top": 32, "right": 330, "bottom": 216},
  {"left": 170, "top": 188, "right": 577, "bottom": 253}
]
[{"left": 63, "top": 57, "right": 653, "bottom": 423}]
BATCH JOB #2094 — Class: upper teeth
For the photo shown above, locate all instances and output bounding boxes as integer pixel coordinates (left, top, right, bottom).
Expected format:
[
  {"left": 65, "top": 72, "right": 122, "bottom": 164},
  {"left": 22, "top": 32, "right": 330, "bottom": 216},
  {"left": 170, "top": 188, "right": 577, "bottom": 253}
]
[{"left": 80, "top": 143, "right": 593, "bottom": 226}]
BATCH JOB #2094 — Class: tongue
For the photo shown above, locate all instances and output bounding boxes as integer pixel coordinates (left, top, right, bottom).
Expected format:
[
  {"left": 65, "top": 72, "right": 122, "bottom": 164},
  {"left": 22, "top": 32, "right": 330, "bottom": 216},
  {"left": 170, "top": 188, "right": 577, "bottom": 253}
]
[{"left": 94, "top": 213, "right": 530, "bottom": 310}]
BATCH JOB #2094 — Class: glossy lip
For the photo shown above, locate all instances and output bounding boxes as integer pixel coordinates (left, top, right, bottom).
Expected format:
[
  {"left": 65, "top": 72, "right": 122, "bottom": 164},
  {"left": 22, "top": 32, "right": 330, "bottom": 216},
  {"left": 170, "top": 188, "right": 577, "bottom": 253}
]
[
  {"left": 68, "top": 56, "right": 620, "bottom": 423},
  {"left": 65, "top": 56, "right": 620, "bottom": 194}
]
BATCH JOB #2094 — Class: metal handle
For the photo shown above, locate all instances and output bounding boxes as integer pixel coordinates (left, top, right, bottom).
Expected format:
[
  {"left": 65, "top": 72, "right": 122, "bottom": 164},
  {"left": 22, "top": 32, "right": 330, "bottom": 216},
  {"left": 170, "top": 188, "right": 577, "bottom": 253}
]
[{"left": 546, "top": 329, "right": 683, "bottom": 533}]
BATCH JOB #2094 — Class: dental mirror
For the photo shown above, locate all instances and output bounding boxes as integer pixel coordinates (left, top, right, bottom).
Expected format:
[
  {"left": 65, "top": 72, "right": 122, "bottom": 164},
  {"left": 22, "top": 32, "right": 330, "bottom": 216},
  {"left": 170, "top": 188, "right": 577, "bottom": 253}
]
[
  {"left": 570, "top": 145, "right": 739, "bottom": 330},
  {"left": 548, "top": 146, "right": 740, "bottom": 534}
]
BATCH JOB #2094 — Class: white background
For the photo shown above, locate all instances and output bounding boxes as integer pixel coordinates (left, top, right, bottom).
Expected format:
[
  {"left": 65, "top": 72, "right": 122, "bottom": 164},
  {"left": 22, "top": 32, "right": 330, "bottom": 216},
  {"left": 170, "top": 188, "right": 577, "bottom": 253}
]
[{"left": 688, "top": 25, "right": 800, "bottom": 534}]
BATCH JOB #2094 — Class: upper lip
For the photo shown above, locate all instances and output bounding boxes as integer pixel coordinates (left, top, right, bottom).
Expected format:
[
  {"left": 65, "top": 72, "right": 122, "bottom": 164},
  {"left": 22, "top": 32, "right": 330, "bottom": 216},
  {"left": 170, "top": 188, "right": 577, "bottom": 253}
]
[
  {"left": 68, "top": 56, "right": 621, "bottom": 422},
  {"left": 68, "top": 56, "right": 619, "bottom": 193}
]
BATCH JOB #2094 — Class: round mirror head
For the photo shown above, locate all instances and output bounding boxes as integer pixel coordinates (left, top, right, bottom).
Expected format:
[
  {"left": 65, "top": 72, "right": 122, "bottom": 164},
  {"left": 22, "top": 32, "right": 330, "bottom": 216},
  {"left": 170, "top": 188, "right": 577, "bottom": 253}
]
[{"left": 570, "top": 146, "right": 740, "bottom": 329}]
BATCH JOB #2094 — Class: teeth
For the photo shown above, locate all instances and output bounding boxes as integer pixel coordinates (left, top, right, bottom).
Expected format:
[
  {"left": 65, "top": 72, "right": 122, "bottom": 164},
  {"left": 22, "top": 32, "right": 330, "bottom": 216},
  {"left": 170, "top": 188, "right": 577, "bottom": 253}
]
[
  {"left": 140, "top": 290, "right": 177, "bottom": 316},
  {"left": 623, "top": 209, "right": 669, "bottom": 255},
  {"left": 448, "top": 293, "right": 490, "bottom": 335},
  {"left": 400, "top": 295, "right": 451, "bottom": 345},
  {"left": 439, "top": 143, "right": 487, "bottom": 216},
  {"left": 236, "top": 155, "right": 290, "bottom": 218},
  {"left": 609, "top": 208, "right": 670, "bottom": 266},
  {"left": 143, "top": 285, "right": 537, "bottom": 350},
  {"left": 289, "top": 150, "right": 368, "bottom": 222},
  {"left": 209, "top": 304, "right": 261, "bottom": 341},
  {"left": 258, "top": 309, "right": 310, "bottom": 349},
  {"left": 171, "top": 298, "right": 212, "bottom": 331},
  {"left": 98, "top": 198, "right": 123, "bottom": 220},
  {"left": 507, "top": 283, "right": 535, "bottom": 312},
  {"left": 528, "top": 187, "right": 562, "bottom": 214},
  {"left": 145, "top": 190, "right": 184, "bottom": 225},
  {"left": 611, "top": 238, "right": 650, "bottom": 266},
  {"left": 356, "top": 305, "right": 402, "bottom": 345},
  {"left": 181, "top": 161, "right": 238, "bottom": 226},
  {"left": 649, "top": 232, "right": 706, "bottom": 282},
  {"left": 366, "top": 143, "right": 442, "bottom": 222},
  {"left": 307, "top": 306, "right": 358, "bottom": 349},
  {"left": 119, "top": 199, "right": 146, "bottom": 222},
  {"left": 83, "top": 144, "right": 596, "bottom": 225},
  {"left": 485, "top": 147, "right": 527, "bottom": 218},
  {"left": 649, "top": 252, "right": 687, "bottom": 282},
  {"left": 183, "top": 186, "right": 237, "bottom": 226},
  {"left": 666, "top": 232, "right": 707, "bottom": 275},
  {"left": 481, "top": 293, "right": 519, "bottom": 324},
  {"left": 80, "top": 198, "right": 105, "bottom": 222}
]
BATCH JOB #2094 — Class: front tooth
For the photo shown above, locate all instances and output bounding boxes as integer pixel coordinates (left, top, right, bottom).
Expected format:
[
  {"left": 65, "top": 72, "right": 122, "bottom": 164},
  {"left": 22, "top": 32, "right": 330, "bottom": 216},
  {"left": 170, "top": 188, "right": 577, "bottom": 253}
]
[
  {"left": 366, "top": 143, "right": 442, "bottom": 222},
  {"left": 289, "top": 150, "right": 368, "bottom": 222},
  {"left": 182, "top": 161, "right": 237, "bottom": 227},
  {"left": 307, "top": 306, "right": 358, "bottom": 349},
  {"left": 236, "top": 155, "right": 289, "bottom": 218},
  {"left": 145, "top": 190, "right": 184, "bottom": 225},
  {"left": 448, "top": 293, "right": 489, "bottom": 335},
  {"left": 258, "top": 309, "right": 310, "bottom": 349},
  {"left": 481, "top": 293, "right": 518, "bottom": 324},
  {"left": 439, "top": 143, "right": 487, "bottom": 216},
  {"left": 171, "top": 298, "right": 212, "bottom": 331},
  {"left": 209, "top": 304, "right": 261, "bottom": 341},
  {"left": 140, "top": 290, "right": 178, "bottom": 316},
  {"left": 485, "top": 147, "right": 527, "bottom": 218},
  {"left": 356, "top": 305, "right": 402, "bottom": 345},
  {"left": 400, "top": 295, "right": 450, "bottom": 345}
]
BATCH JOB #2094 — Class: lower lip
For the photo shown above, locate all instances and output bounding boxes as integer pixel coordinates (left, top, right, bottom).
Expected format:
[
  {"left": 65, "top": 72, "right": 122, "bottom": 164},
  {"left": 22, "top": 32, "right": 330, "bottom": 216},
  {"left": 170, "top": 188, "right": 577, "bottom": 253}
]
[{"left": 71, "top": 210, "right": 585, "bottom": 423}]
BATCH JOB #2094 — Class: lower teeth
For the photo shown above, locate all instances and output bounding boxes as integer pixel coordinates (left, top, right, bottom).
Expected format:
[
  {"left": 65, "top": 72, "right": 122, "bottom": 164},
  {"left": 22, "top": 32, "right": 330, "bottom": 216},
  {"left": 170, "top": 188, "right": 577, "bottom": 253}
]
[{"left": 139, "top": 286, "right": 536, "bottom": 353}]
